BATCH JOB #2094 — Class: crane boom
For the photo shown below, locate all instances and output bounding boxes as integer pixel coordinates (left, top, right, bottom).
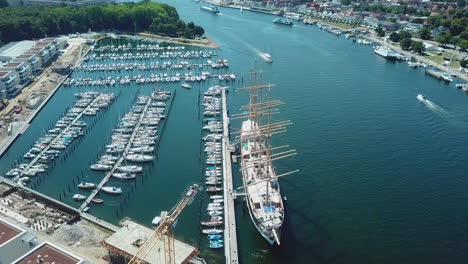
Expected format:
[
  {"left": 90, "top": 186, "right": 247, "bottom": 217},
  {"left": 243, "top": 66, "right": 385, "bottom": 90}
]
[{"left": 128, "top": 184, "right": 199, "bottom": 264}]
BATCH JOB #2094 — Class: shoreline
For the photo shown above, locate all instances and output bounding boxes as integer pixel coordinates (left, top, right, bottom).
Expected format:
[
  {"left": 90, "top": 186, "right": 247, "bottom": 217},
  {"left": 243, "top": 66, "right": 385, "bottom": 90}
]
[
  {"left": 305, "top": 17, "right": 468, "bottom": 82},
  {"left": 360, "top": 34, "right": 468, "bottom": 82},
  {"left": 0, "top": 43, "right": 92, "bottom": 158},
  {"left": 136, "top": 33, "right": 220, "bottom": 49}
]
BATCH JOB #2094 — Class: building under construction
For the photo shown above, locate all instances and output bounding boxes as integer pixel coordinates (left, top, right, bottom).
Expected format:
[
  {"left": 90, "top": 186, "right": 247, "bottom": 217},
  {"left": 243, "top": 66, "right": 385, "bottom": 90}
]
[{"left": 103, "top": 219, "right": 199, "bottom": 264}]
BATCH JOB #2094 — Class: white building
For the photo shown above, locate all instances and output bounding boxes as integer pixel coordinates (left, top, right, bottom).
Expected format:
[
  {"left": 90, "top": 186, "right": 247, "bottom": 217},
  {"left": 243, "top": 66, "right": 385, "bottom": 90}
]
[
  {"left": 13, "top": 53, "right": 41, "bottom": 75},
  {"left": 0, "top": 71, "right": 20, "bottom": 99},
  {"left": 0, "top": 41, "right": 36, "bottom": 63},
  {"left": 0, "top": 218, "right": 38, "bottom": 264},
  {"left": 0, "top": 61, "right": 32, "bottom": 85}
]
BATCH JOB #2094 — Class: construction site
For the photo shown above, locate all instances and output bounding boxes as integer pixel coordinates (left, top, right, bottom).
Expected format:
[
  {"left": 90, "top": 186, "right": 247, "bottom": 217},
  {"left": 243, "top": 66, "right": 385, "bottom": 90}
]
[{"left": 0, "top": 178, "right": 207, "bottom": 264}]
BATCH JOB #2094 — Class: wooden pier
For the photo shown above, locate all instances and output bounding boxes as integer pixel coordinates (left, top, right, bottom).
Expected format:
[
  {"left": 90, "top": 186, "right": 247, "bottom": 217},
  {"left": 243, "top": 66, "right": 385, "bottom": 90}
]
[
  {"left": 221, "top": 90, "right": 239, "bottom": 264},
  {"left": 79, "top": 96, "right": 153, "bottom": 211},
  {"left": 12, "top": 94, "right": 105, "bottom": 182}
]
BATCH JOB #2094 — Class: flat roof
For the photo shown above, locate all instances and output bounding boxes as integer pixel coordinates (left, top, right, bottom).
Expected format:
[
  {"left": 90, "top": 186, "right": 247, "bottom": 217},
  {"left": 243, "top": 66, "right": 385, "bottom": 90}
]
[
  {"left": 0, "top": 41, "right": 36, "bottom": 58},
  {"left": 104, "top": 219, "right": 197, "bottom": 264},
  {"left": 14, "top": 243, "right": 82, "bottom": 264},
  {"left": 0, "top": 219, "right": 23, "bottom": 246}
]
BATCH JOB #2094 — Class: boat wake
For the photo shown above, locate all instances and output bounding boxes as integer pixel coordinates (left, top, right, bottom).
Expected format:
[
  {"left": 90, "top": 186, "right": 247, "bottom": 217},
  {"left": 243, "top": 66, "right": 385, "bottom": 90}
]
[{"left": 418, "top": 95, "right": 449, "bottom": 116}]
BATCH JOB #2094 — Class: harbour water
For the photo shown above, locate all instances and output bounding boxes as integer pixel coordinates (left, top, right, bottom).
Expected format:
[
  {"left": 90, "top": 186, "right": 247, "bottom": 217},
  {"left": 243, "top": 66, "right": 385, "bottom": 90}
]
[{"left": 2, "top": 1, "right": 468, "bottom": 263}]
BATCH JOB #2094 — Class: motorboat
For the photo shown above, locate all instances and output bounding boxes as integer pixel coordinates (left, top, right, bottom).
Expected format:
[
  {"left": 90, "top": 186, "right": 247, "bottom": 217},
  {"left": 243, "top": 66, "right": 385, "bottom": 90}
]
[
  {"left": 208, "top": 210, "right": 223, "bottom": 216},
  {"left": 73, "top": 194, "right": 87, "bottom": 201},
  {"left": 417, "top": 94, "right": 426, "bottom": 102},
  {"left": 90, "top": 164, "right": 112, "bottom": 171},
  {"left": 208, "top": 234, "right": 222, "bottom": 240},
  {"left": 78, "top": 182, "right": 97, "bottom": 189},
  {"left": 181, "top": 82, "right": 192, "bottom": 89},
  {"left": 201, "top": 221, "right": 223, "bottom": 226},
  {"left": 125, "top": 154, "right": 153, "bottom": 162},
  {"left": 207, "top": 187, "right": 223, "bottom": 193},
  {"left": 112, "top": 173, "right": 136, "bottom": 180},
  {"left": 102, "top": 186, "right": 122, "bottom": 194},
  {"left": 202, "top": 229, "right": 223, "bottom": 234},
  {"left": 118, "top": 165, "right": 143, "bottom": 173},
  {"left": 92, "top": 198, "right": 104, "bottom": 204}
]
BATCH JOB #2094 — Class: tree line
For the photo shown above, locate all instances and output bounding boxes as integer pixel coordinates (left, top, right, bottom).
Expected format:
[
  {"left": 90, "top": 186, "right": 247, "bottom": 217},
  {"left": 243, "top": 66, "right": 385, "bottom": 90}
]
[{"left": 0, "top": 0, "right": 205, "bottom": 45}]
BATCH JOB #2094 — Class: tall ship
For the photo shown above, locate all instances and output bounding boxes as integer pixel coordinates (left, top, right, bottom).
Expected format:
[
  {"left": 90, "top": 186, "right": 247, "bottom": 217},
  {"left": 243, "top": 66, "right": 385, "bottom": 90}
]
[
  {"left": 237, "top": 73, "right": 297, "bottom": 245},
  {"left": 200, "top": 6, "right": 220, "bottom": 14}
]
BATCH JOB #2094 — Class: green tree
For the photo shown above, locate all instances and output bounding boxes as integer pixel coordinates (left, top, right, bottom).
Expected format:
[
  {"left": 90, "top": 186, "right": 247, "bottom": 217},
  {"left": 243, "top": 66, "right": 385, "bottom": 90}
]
[
  {"left": 341, "top": 0, "right": 351, "bottom": 5},
  {"left": 459, "top": 40, "right": 468, "bottom": 50},
  {"left": 400, "top": 38, "right": 412, "bottom": 50},
  {"left": 436, "top": 32, "right": 452, "bottom": 46},
  {"left": 398, "top": 30, "right": 412, "bottom": 40},
  {"left": 419, "top": 28, "right": 432, "bottom": 40},
  {"left": 0, "top": 0, "right": 7, "bottom": 8},
  {"left": 375, "top": 27, "right": 385, "bottom": 37},
  {"left": 411, "top": 41, "right": 425, "bottom": 53},
  {"left": 460, "top": 58, "right": 467, "bottom": 68},
  {"left": 389, "top": 31, "right": 400, "bottom": 42}
]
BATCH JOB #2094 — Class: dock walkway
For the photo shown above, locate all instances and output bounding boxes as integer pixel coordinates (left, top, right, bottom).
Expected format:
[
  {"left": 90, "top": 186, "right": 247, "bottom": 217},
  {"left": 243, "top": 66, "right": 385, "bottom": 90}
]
[
  {"left": 12, "top": 95, "right": 104, "bottom": 182},
  {"left": 79, "top": 96, "right": 153, "bottom": 211},
  {"left": 221, "top": 90, "right": 239, "bottom": 264}
]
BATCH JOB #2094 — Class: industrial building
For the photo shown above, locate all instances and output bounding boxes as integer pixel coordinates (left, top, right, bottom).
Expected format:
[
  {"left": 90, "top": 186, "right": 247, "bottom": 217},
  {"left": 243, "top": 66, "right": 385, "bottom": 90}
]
[
  {"left": 0, "top": 218, "right": 38, "bottom": 264},
  {"left": 103, "top": 219, "right": 199, "bottom": 264},
  {"left": 0, "top": 41, "right": 36, "bottom": 63}
]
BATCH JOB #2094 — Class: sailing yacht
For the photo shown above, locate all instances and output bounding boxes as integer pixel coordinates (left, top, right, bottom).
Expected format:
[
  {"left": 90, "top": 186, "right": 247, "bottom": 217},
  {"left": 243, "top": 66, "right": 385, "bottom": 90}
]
[{"left": 237, "top": 72, "right": 297, "bottom": 245}]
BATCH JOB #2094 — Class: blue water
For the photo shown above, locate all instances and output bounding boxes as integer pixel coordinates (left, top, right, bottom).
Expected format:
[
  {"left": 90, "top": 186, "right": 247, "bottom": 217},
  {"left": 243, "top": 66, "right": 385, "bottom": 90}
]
[{"left": 3, "top": 1, "right": 468, "bottom": 263}]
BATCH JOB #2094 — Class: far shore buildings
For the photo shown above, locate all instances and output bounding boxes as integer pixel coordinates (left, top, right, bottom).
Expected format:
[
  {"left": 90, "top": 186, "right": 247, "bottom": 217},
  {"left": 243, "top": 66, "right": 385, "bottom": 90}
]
[{"left": 0, "top": 38, "right": 66, "bottom": 99}]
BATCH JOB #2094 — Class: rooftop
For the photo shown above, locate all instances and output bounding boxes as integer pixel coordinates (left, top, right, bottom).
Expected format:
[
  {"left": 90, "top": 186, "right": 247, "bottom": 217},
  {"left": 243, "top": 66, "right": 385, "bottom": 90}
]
[
  {"left": 0, "top": 71, "right": 12, "bottom": 78},
  {"left": 3, "top": 62, "right": 23, "bottom": 68},
  {"left": 13, "top": 242, "right": 83, "bottom": 264},
  {"left": 104, "top": 219, "right": 198, "bottom": 264},
  {"left": 0, "top": 218, "right": 23, "bottom": 247},
  {"left": 0, "top": 41, "right": 36, "bottom": 59},
  {"left": 16, "top": 54, "right": 35, "bottom": 59}
]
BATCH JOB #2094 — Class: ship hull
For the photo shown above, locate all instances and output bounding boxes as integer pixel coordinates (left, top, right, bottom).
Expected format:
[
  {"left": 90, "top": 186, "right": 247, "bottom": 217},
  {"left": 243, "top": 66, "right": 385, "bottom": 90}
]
[
  {"left": 240, "top": 120, "right": 284, "bottom": 245},
  {"left": 244, "top": 182, "right": 282, "bottom": 245}
]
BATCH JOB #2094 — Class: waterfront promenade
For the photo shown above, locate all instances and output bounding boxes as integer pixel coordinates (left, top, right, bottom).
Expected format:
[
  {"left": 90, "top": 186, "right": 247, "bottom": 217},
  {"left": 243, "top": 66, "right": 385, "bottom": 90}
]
[{"left": 221, "top": 90, "right": 239, "bottom": 264}]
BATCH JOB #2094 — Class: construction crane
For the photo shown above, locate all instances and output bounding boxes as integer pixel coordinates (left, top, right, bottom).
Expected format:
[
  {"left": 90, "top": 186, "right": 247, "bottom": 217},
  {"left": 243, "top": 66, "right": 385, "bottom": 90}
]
[{"left": 128, "top": 184, "right": 199, "bottom": 264}]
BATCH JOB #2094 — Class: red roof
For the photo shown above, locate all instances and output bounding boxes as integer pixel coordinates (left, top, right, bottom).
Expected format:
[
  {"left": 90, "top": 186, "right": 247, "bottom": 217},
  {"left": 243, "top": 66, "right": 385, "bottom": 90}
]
[
  {"left": 0, "top": 71, "right": 11, "bottom": 78},
  {"left": 16, "top": 54, "right": 34, "bottom": 59},
  {"left": 16, "top": 244, "right": 80, "bottom": 264},
  {"left": 4, "top": 62, "right": 22, "bottom": 67},
  {"left": 0, "top": 221, "right": 21, "bottom": 246}
]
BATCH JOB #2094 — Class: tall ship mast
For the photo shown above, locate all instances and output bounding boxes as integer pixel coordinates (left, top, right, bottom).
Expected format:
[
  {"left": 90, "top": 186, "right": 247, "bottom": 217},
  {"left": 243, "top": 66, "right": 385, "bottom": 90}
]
[{"left": 234, "top": 68, "right": 297, "bottom": 245}]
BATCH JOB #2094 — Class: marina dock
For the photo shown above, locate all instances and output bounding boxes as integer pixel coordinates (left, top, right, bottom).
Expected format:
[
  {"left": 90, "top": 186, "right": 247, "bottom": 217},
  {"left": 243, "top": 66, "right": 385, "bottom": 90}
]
[
  {"left": 79, "top": 96, "right": 154, "bottom": 211},
  {"left": 11, "top": 94, "right": 105, "bottom": 182},
  {"left": 221, "top": 90, "right": 239, "bottom": 263}
]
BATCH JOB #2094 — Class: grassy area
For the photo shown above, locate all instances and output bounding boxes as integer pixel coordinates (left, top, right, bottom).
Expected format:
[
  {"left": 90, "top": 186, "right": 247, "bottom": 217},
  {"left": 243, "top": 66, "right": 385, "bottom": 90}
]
[{"left": 426, "top": 51, "right": 460, "bottom": 69}]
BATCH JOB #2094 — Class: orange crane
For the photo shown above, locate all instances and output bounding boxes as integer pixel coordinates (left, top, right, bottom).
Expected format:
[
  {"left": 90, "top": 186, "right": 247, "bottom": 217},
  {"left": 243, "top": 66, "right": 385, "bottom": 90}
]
[{"left": 128, "top": 184, "right": 199, "bottom": 264}]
